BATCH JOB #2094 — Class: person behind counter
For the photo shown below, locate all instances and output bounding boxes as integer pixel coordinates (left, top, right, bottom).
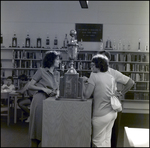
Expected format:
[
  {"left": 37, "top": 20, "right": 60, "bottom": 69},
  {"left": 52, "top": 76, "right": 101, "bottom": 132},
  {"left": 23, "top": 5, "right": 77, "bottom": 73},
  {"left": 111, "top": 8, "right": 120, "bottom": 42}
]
[
  {"left": 83, "top": 54, "right": 134, "bottom": 147},
  {"left": 28, "top": 51, "right": 61, "bottom": 147}
]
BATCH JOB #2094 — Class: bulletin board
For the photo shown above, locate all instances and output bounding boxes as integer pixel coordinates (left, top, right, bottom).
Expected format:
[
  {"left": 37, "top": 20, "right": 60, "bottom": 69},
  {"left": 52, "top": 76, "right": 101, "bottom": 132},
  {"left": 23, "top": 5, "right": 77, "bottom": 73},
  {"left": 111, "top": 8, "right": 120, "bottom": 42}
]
[{"left": 75, "top": 23, "right": 103, "bottom": 42}]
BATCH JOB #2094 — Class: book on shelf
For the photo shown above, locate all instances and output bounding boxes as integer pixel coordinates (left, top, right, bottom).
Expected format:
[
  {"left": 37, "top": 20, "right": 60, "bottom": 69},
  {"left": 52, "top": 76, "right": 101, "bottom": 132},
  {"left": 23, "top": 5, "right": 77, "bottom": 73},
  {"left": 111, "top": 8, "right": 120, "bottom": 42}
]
[
  {"left": 125, "top": 92, "right": 149, "bottom": 100},
  {"left": 134, "top": 93, "right": 149, "bottom": 100},
  {"left": 21, "top": 61, "right": 26, "bottom": 68},
  {"left": 87, "top": 53, "right": 93, "bottom": 60},
  {"left": 136, "top": 82, "right": 147, "bottom": 90},
  {"left": 125, "top": 92, "right": 134, "bottom": 100},
  {"left": 144, "top": 73, "right": 149, "bottom": 81},
  {"left": 127, "top": 53, "right": 131, "bottom": 61},
  {"left": 110, "top": 54, "right": 115, "bottom": 61},
  {"left": 119, "top": 54, "right": 125, "bottom": 61},
  {"left": 78, "top": 54, "right": 86, "bottom": 60}
]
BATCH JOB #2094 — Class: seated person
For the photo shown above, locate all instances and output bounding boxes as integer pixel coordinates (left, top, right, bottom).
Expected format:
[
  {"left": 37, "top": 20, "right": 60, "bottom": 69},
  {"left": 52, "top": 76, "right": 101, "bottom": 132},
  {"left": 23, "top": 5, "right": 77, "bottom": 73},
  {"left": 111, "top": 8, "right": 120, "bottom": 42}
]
[
  {"left": 17, "top": 74, "right": 34, "bottom": 122},
  {"left": 17, "top": 81, "right": 33, "bottom": 121},
  {"left": 1, "top": 76, "right": 15, "bottom": 106},
  {"left": 1, "top": 76, "right": 15, "bottom": 92}
]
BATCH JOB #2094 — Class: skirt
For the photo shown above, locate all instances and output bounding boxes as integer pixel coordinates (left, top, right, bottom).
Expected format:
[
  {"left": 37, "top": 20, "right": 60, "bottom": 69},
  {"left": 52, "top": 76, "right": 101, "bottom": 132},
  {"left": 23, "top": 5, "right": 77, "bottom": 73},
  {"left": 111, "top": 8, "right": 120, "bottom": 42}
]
[{"left": 29, "top": 92, "right": 49, "bottom": 141}]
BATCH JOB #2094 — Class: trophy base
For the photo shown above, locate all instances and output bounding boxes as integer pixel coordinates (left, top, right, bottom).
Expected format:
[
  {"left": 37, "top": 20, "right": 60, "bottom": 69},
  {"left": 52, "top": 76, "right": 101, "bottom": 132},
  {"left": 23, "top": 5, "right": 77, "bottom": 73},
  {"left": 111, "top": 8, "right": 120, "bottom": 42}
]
[{"left": 59, "top": 73, "right": 84, "bottom": 100}]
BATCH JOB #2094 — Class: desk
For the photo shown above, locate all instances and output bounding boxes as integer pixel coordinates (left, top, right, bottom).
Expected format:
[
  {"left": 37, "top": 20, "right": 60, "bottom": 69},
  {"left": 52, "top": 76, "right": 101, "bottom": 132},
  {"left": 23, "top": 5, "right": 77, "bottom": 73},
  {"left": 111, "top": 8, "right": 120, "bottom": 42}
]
[
  {"left": 1, "top": 90, "right": 19, "bottom": 124},
  {"left": 42, "top": 98, "right": 92, "bottom": 147},
  {"left": 9, "top": 92, "right": 19, "bottom": 123},
  {"left": 124, "top": 127, "right": 149, "bottom": 147}
]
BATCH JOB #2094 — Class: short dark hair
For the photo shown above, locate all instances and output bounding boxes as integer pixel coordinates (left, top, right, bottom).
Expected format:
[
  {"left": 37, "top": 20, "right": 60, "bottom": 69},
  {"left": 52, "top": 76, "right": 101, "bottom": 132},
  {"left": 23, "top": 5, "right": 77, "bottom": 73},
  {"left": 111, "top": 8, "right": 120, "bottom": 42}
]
[
  {"left": 18, "top": 74, "right": 28, "bottom": 81},
  {"left": 98, "top": 50, "right": 111, "bottom": 61},
  {"left": 7, "top": 76, "right": 14, "bottom": 83},
  {"left": 42, "top": 51, "right": 60, "bottom": 68},
  {"left": 92, "top": 55, "right": 108, "bottom": 72}
]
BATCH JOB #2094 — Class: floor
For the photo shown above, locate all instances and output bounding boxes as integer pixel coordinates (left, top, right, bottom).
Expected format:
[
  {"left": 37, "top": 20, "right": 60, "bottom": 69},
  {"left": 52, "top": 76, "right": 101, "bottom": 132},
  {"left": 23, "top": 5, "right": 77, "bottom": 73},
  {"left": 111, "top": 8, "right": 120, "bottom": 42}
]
[{"left": 1, "top": 108, "right": 149, "bottom": 147}]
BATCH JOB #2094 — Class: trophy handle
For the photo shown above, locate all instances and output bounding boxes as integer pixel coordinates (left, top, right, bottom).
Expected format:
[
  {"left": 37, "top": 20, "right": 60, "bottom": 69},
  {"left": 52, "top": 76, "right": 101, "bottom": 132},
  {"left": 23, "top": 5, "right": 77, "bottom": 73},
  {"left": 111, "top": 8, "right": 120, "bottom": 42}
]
[{"left": 64, "top": 49, "right": 68, "bottom": 54}]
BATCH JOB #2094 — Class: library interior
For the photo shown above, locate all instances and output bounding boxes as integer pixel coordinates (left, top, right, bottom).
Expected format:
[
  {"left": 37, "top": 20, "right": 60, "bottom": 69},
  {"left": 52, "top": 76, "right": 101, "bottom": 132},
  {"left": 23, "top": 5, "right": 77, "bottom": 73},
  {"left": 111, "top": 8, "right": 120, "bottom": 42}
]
[{"left": 1, "top": 1, "right": 149, "bottom": 147}]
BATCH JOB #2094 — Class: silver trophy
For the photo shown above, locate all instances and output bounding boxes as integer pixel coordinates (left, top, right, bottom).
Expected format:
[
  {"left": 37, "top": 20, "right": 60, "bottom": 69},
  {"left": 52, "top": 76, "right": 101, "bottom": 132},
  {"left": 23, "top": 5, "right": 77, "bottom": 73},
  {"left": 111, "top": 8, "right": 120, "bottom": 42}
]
[
  {"left": 58, "top": 29, "right": 85, "bottom": 100},
  {"left": 66, "top": 29, "right": 79, "bottom": 74}
]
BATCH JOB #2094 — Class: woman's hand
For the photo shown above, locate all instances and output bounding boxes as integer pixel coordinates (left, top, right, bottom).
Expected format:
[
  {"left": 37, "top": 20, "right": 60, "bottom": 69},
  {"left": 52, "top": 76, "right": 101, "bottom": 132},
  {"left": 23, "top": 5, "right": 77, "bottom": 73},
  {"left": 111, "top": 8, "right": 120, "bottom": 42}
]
[
  {"left": 81, "top": 97, "right": 87, "bottom": 101},
  {"left": 42, "top": 88, "right": 52, "bottom": 96},
  {"left": 82, "top": 76, "right": 88, "bottom": 83},
  {"left": 115, "top": 90, "right": 122, "bottom": 100},
  {"left": 49, "top": 89, "right": 57, "bottom": 97}
]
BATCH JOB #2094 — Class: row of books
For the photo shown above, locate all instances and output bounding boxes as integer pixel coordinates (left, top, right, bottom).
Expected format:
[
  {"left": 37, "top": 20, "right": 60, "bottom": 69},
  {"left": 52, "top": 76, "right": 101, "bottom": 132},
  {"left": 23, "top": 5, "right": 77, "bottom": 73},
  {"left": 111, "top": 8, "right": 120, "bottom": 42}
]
[
  {"left": 13, "top": 50, "right": 44, "bottom": 60},
  {"left": 77, "top": 53, "right": 149, "bottom": 62},
  {"left": 77, "top": 53, "right": 95, "bottom": 61},
  {"left": 136, "top": 83, "right": 149, "bottom": 90},
  {"left": 111, "top": 54, "right": 149, "bottom": 62},
  {"left": 13, "top": 60, "right": 41, "bottom": 69},
  {"left": 110, "top": 63, "right": 149, "bottom": 72},
  {"left": 130, "top": 73, "right": 149, "bottom": 81},
  {"left": 134, "top": 93, "right": 149, "bottom": 100},
  {"left": 12, "top": 50, "right": 150, "bottom": 64},
  {"left": 131, "top": 82, "right": 149, "bottom": 90},
  {"left": 110, "top": 64, "right": 125, "bottom": 71},
  {"left": 125, "top": 92, "right": 149, "bottom": 100},
  {"left": 13, "top": 50, "right": 96, "bottom": 61},
  {"left": 128, "top": 64, "right": 149, "bottom": 72},
  {"left": 60, "top": 61, "right": 92, "bottom": 71},
  {"left": 12, "top": 60, "right": 149, "bottom": 77},
  {"left": 12, "top": 69, "right": 36, "bottom": 78}
]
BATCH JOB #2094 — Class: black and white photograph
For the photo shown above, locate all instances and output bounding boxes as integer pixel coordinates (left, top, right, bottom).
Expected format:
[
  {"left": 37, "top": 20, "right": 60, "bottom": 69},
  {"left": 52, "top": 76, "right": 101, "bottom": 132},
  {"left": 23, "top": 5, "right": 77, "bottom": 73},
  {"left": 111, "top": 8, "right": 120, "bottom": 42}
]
[{"left": 1, "top": 1, "right": 149, "bottom": 147}]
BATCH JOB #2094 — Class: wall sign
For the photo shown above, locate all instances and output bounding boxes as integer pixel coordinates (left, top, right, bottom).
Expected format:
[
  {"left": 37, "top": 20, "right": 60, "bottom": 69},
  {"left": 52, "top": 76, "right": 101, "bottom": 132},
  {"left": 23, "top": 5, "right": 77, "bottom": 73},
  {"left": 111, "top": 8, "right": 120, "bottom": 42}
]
[{"left": 75, "top": 23, "right": 103, "bottom": 42}]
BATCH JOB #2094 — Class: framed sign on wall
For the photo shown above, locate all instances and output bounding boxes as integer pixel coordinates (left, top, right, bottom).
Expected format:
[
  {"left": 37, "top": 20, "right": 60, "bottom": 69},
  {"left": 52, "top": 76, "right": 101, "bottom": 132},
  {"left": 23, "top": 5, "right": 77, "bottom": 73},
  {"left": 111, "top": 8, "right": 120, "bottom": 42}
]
[{"left": 75, "top": 23, "right": 103, "bottom": 42}]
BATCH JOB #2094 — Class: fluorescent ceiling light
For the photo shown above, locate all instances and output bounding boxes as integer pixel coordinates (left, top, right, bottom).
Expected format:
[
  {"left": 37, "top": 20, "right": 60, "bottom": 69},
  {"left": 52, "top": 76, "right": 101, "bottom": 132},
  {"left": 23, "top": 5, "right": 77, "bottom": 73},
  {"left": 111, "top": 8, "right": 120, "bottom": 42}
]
[{"left": 79, "top": 1, "right": 88, "bottom": 9}]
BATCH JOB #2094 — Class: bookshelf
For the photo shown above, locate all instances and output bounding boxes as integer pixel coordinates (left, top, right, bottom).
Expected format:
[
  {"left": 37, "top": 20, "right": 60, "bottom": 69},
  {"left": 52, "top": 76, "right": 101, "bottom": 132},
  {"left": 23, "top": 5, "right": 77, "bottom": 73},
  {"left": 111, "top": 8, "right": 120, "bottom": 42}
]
[
  {"left": 1, "top": 48, "right": 98, "bottom": 89},
  {"left": 107, "top": 50, "right": 149, "bottom": 114},
  {"left": 1, "top": 48, "right": 149, "bottom": 113}
]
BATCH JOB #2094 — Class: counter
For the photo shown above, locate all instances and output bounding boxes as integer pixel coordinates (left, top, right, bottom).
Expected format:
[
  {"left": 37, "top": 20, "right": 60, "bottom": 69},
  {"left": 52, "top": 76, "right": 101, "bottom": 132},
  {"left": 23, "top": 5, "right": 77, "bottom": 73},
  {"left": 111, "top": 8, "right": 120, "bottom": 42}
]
[{"left": 42, "top": 97, "right": 92, "bottom": 147}]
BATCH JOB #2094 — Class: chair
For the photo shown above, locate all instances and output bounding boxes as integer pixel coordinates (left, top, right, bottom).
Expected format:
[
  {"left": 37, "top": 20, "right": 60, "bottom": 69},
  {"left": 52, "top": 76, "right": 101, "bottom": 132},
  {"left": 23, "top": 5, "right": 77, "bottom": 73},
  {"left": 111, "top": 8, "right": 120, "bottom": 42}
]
[
  {"left": 17, "top": 93, "right": 31, "bottom": 122},
  {"left": 20, "top": 104, "right": 30, "bottom": 122},
  {"left": 1, "top": 92, "right": 10, "bottom": 126}
]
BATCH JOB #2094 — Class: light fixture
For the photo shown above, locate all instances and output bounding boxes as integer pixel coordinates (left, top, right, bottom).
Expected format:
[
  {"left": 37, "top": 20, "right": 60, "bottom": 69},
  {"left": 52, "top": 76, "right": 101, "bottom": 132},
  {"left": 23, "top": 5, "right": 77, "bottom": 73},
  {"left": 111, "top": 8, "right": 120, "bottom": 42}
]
[{"left": 79, "top": 1, "right": 88, "bottom": 9}]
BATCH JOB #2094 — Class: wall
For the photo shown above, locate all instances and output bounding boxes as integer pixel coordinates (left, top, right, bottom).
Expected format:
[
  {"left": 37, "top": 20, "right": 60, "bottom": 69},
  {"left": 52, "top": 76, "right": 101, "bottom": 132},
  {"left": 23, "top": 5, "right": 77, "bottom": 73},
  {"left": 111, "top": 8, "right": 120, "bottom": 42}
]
[{"left": 1, "top": 1, "right": 149, "bottom": 51}]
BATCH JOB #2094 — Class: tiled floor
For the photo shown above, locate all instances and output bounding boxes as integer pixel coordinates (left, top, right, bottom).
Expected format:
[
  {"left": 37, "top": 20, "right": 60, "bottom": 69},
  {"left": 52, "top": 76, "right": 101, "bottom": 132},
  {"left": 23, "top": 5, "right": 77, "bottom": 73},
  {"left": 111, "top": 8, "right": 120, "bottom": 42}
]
[{"left": 1, "top": 109, "right": 149, "bottom": 147}]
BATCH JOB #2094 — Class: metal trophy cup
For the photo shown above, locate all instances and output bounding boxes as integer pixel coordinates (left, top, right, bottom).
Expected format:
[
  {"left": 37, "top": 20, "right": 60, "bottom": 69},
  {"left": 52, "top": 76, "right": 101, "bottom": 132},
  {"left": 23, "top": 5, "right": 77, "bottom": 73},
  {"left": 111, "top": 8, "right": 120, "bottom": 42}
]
[
  {"left": 66, "top": 29, "right": 79, "bottom": 74},
  {"left": 58, "top": 30, "right": 85, "bottom": 100}
]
